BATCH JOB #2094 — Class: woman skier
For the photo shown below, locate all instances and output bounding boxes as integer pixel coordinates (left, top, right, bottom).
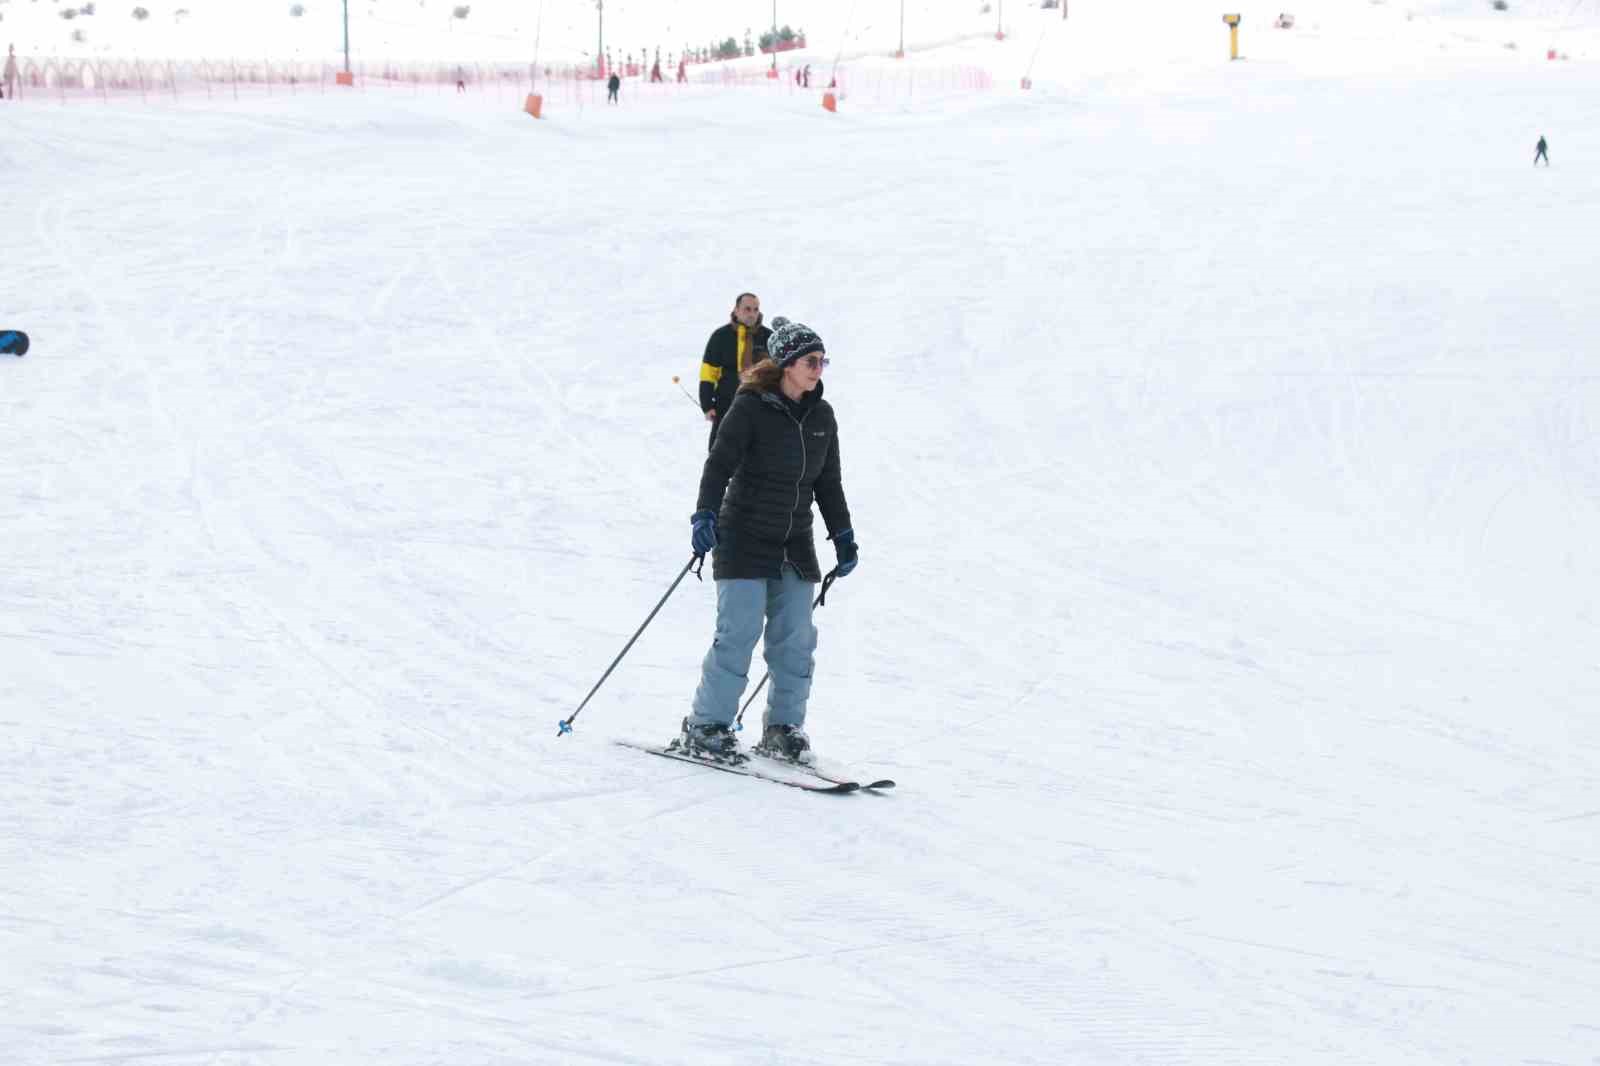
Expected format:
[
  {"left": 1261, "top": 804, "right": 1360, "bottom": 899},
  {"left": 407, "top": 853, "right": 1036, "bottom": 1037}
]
[{"left": 680, "top": 317, "right": 858, "bottom": 764}]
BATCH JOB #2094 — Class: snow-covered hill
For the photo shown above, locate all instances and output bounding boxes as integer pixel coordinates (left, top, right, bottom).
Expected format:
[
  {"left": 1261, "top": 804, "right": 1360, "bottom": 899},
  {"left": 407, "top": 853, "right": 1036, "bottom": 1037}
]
[{"left": 4, "top": 5, "right": 1598, "bottom": 1065}]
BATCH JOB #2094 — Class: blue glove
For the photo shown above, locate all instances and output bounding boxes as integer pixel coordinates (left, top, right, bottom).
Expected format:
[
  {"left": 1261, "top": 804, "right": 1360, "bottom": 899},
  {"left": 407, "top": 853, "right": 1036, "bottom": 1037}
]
[
  {"left": 831, "top": 528, "right": 858, "bottom": 577},
  {"left": 690, "top": 509, "right": 719, "bottom": 555}
]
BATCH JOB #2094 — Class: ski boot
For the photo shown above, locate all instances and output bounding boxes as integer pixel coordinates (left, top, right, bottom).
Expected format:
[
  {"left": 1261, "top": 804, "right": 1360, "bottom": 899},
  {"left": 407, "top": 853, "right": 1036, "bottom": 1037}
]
[
  {"left": 673, "top": 717, "right": 743, "bottom": 762},
  {"left": 754, "top": 723, "right": 814, "bottom": 765}
]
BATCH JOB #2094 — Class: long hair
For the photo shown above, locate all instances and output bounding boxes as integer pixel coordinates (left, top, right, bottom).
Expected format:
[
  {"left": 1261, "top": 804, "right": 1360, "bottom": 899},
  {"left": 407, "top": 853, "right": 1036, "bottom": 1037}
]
[{"left": 738, "top": 357, "right": 784, "bottom": 394}]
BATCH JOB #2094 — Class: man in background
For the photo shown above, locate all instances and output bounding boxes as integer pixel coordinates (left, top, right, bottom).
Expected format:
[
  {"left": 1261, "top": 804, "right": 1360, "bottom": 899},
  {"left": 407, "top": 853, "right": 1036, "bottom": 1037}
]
[{"left": 700, "top": 293, "right": 772, "bottom": 449}]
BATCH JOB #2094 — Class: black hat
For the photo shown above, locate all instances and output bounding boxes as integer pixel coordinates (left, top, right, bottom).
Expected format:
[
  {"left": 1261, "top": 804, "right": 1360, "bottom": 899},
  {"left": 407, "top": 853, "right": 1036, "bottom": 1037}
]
[{"left": 767, "top": 317, "right": 825, "bottom": 368}]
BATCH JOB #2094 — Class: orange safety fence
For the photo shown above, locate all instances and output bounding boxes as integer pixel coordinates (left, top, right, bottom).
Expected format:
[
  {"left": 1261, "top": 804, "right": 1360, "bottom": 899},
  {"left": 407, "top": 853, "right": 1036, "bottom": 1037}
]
[{"left": 0, "top": 54, "right": 992, "bottom": 108}]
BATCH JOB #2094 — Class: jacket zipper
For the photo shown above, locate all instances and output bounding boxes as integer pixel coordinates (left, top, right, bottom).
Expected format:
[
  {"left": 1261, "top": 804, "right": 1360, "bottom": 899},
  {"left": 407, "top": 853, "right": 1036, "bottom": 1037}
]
[{"left": 780, "top": 407, "right": 810, "bottom": 574}]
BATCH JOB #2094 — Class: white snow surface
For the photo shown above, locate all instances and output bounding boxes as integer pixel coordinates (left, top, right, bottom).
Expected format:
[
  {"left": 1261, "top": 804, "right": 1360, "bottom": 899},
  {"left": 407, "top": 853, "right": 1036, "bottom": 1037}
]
[{"left": 4, "top": 5, "right": 1600, "bottom": 1064}]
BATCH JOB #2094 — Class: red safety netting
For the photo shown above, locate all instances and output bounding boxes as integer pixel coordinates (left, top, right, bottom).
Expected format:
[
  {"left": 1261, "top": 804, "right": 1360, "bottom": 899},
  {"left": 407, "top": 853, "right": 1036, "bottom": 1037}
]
[{"left": 0, "top": 53, "right": 992, "bottom": 108}]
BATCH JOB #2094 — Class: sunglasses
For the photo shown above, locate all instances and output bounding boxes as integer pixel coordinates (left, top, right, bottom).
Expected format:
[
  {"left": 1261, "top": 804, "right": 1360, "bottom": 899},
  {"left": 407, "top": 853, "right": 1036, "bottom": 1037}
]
[{"left": 798, "top": 355, "right": 829, "bottom": 370}]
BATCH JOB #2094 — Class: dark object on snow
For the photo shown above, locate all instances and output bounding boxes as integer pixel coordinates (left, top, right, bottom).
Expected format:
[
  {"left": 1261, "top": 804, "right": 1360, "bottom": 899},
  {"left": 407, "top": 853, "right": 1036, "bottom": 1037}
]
[
  {"left": 0, "top": 330, "right": 29, "bottom": 356},
  {"left": 756, "top": 722, "right": 813, "bottom": 762},
  {"left": 617, "top": 738, "right": 864, "bottom": 793}
]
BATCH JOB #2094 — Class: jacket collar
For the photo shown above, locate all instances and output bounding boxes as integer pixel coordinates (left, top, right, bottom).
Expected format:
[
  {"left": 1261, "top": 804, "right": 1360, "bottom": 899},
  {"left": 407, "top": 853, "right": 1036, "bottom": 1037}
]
[{"left": 756, "top": 380, "right": 825, "bottom": 414}]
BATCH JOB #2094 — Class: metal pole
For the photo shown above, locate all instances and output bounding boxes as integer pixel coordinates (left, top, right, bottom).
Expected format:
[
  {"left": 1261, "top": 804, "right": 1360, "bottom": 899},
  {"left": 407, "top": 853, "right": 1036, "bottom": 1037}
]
[
  {"left": 597, "top": 0, "right": 604, "bottom": 74},
  {"left": 342, "top": 0, "right": 350, "bottom": 73},
  {"left": 899, "top": 0, "right": 905, "bottom": 56},
  {"left": 558, "top": 556, "right": 704, "bottom": 736},
  {"left": 532, "top": 0, "right": 543, "bottom": 91}
]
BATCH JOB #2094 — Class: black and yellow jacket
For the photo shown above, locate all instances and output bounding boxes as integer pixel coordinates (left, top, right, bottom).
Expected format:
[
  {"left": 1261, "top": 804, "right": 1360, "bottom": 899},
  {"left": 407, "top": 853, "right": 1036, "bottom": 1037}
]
[{"left": 699, "top": 320, "right": 773, "bottom": 418}]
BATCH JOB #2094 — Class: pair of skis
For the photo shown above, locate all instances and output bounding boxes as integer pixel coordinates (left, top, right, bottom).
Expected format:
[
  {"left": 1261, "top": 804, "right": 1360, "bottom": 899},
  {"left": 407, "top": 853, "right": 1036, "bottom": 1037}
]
[{"left": 617, "top": 739, "right": 895, "bottom": 795}]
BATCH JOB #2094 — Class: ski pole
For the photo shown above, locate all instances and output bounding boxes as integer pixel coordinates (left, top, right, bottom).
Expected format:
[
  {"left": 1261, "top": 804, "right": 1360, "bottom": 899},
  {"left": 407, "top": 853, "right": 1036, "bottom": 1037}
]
[
  {"left": 671, "top": 374, "right": 699, "bottom": 409},
  {"left": 734, "top": 569, "right": 838, "bottom": 731},
  {"left": 559, "top": 554, "right": 703, "bottom": 736}
]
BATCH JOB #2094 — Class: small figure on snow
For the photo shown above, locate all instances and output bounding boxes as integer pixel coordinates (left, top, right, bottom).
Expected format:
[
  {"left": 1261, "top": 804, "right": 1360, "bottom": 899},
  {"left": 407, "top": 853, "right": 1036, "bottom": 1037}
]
[
  {"left": 803, "top": 64, "right": 812, "bottom": 88},
  {"left": 3, "top": 45, "right": 19, "bottom": 101},
  {"left": 1535, "top": 134, "right": 1550, "bottom": 166},
  {"left": 650, "top": 59, "right": 663, "bottom": 83},
  {"left": 455, "top": 66, "right": 466, "bottom": 93},
  {"left": 677, "top": 57, "right": 688, "bottom": 83},
  {"left": 699, "top": 293, "right": 771, "bottom": 450},
  {"left": 607, "top": 71, "right": 621, "bottom": 104},
  {"left": 683, "top": 317, "right": 857, "bottom": 764}
]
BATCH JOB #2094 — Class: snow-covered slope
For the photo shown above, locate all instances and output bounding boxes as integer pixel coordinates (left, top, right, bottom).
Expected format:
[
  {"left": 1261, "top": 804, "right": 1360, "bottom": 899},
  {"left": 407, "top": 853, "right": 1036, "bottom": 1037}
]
[{"left": 4, "top": 7, "right": 1598, "bottom": 1066}]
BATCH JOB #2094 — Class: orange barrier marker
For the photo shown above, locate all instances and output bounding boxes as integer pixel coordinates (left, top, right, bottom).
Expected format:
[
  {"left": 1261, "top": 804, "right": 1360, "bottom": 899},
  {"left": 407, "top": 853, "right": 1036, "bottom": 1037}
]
[
  {"left": 336, "top": 71, "right": 354, "bottom": 86},
  {"left": 822, "top": 91, "right": 837, "bottom": 112},
  {"left": 524, "top": 93, "right": 543, "bottom": 118}
]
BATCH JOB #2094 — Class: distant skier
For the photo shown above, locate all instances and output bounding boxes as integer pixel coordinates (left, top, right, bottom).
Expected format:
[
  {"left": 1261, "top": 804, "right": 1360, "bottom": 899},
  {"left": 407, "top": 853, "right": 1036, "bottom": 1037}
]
[
  {"left": 677, "top": 57, "right": 688, "bottom": 83},
  {"left": 3, "top": 45, "right": 18, "bottom": 101},
  {"left": 1535, "top": 135, "right": 1550, "bottom": 166},
  {"left": 700, "top": 292, "right": 771, "bottom": 450},
  {"left": 682, "top": 317, "right": 857, "bottom": 763},
  {"left": 803, "top": 64, "right": 812, "bottom": 88},
  {"left": 455, "top": 66, "right": 466, "bottom": 93},
  {"left": 607, "top": 71, "right": 621, "bottom": 104}
]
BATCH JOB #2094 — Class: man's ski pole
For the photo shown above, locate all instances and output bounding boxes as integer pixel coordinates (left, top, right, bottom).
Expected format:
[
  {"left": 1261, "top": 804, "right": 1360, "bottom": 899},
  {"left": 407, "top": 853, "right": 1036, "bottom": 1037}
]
[
  {"left": 558, "top": 554, "right": 703, "bottom": 736},
  {"left": 734, "top": 569, "right": 838, "bottom": 731},
  {"left": 671, "top": 375, "right": 699, "bottom": 409}
]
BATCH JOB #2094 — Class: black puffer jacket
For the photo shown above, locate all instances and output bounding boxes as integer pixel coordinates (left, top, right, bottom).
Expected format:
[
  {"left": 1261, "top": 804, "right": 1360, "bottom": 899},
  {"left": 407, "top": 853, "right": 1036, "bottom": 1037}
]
[{"left": 696, "top": 382, "right": 852, "bottom": 582}]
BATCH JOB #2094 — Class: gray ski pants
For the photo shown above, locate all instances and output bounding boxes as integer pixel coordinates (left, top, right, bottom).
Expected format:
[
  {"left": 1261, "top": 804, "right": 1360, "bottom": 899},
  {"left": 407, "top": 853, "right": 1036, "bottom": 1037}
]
[{"left": 690, "top": 569, "right": 817, "bottom": 729}]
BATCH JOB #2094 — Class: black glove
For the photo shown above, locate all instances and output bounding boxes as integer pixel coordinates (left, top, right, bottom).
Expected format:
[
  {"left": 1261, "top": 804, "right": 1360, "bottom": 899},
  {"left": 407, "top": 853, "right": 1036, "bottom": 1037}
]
[{"left": 830, "top": 528, "right": 858, "bottom": 577}]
